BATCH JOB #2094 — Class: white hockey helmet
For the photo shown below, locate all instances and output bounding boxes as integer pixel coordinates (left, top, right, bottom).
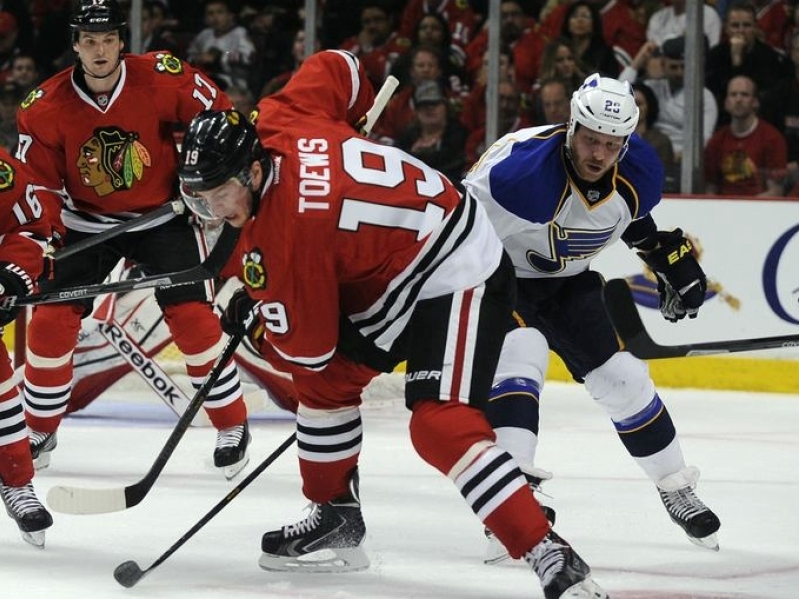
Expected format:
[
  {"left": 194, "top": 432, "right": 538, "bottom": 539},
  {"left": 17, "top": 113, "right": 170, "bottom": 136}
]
[{"left": 567, "top": 73, "right": 639, "bottom": 160}]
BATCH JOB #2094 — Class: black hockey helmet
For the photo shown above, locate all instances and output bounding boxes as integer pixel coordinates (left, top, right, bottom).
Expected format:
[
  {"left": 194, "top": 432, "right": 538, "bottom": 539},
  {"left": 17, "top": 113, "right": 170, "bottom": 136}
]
[
  {"left": 70, "top": 0, "right": 127, "bottom": 36},
  {"left": 178, "top": 110, "right": 267, "bottom": 218}
]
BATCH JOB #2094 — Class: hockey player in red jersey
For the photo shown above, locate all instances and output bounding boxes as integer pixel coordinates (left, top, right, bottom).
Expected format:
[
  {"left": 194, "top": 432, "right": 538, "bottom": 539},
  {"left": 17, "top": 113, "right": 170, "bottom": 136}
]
[
  {"left": 0, "top": 149, "right": 58, "bottom": 546},
  {"left": 15, "top": 0, "right": 251, "bottom": 479},
  {"left": 177, "top": 50, "right": 609, "bottom": 599}
]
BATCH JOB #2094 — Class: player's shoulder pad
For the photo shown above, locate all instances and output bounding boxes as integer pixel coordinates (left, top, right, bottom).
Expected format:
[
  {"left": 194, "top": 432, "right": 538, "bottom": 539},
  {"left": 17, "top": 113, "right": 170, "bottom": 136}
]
[
  {"left": 489, "top": 126, "right": 568, "bottom": 223},
  {"left": 18, "top": 68, "right": 71, "bottom": 113},
  {"left": 616, "top": 134, "right": 664, "bottom": 218}
]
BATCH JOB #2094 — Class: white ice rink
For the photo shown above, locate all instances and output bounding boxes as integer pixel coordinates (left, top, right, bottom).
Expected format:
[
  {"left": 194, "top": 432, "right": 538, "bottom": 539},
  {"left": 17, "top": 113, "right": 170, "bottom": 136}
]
[{"left": 2, "top": 377, "right": 797, "bottom": 598}]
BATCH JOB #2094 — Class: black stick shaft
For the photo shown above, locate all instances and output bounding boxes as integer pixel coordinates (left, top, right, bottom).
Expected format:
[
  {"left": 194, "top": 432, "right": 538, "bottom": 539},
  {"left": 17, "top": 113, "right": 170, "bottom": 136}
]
[{"left": 114, "top": 432, "right": 297, "bottom": 587}]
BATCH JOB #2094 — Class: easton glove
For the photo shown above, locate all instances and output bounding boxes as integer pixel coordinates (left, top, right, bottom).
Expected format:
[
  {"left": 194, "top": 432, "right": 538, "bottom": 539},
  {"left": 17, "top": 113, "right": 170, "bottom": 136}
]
[
  {"left": 639, "top": 229, "right": 707, "bottom": 323},
  {"left": 221, "top": 287, "right": 263, "bottom": 343},
  {"left": 0, "top": 263, "right": 34, "bottom": 326}
]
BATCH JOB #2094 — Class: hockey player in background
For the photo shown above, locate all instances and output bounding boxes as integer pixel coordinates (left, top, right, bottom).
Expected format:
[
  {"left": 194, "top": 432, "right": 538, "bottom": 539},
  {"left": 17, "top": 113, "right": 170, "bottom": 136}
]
[
  {"left": 15, "top": 0, "right": 251, "bottom": 479},
  {"left": 0, "top": 149, "right": 57, "bottom": 546},
  {"left": 177, "top": 50, "right": 610, "bottom": 599},
  {"left": 463, "top": 73, "right": 721, "bottom": 563}
]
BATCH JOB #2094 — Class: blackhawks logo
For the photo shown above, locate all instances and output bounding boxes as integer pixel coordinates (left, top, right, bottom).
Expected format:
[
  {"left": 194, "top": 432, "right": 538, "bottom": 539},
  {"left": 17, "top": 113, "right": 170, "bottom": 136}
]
[
  {"left": 76, "top": 126, "right": 151, "bottom": 196},
  {"left": 242, "top": 248, "right": 266, "bottom": 290},
  {"left": 154, "top": 52, "right": 184, "bottom": 75},
  {"left": 0, "top": 159, "right": 14, "bottom": 191},
  {"left": 20, "top": 88, "right": 44, "bottom": 110}
]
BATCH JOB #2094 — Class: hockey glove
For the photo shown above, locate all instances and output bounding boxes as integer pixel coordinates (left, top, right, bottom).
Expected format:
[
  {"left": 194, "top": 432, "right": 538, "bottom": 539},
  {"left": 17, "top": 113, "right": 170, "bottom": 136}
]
[
  {"left": 221, "top": 287, "right": 263, "bottom": 344},
  {"left": 639, "top": 229, "right": 707, "bottom": 323},
  {"left": 0, "top": 263, "right": 34, "bottom": 326}
]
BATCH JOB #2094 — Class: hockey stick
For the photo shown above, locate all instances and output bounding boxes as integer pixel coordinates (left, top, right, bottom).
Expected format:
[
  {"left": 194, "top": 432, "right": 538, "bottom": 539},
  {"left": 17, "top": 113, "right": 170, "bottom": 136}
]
[
  {"left": 113, "top": 432, "right": 297, "bottom": 588},
  {"left": 602, "top": 278, "right": 799, "bottom": 359},
  {"left": 360, "top": 75, "right": 399, "bottom": 135},
  {"left": 46, "top": 332, "right": 244, "bottom": 515},
  {"left": 53, "top": 201, "right": 185, "bottom": 262},
  {"left": 2, "top": 221, "right": 239, "bottom": 309}
]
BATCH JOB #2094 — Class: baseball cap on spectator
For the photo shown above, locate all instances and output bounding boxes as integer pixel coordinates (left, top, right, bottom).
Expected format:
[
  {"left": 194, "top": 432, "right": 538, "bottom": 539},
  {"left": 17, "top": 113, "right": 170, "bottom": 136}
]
[
  {"left": 414, "top": 80, "right": 446, "bottom": 107},
  {"left": 0, "top": 11, "right": 17, "bottom": 36},
  {"left": 660, "top": 35, "right": 708, "bottom": 60}
]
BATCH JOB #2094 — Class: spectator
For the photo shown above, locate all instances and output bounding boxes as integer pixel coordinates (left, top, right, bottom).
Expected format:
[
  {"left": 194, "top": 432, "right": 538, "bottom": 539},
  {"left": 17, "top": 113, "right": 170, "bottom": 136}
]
[
  {"left": 761, "top": 31, "right": 799, "bottom": 193},
  {"left": 753, "top": 0, "right": 789, "bottom": 51},
  {"left": 246, "top": 5, "right": 298, "bottom": 100},
  {"left": 536, "top": 36, "right": 586, "bottom": 93},
  {"left": 601, "top": 0, "right": 648, "bottom": 70},
  {"left": 141, "top": 0, "right": 180, "bottom": 56},
  {"left": 465, "top": 0, "right": 545, "bottom": 92},
  {"left": 560, "top": 1, "right": 619, "bottom": 77},
  {"left": 623, "top": 35, "right": 718, "bottom": 161},
  {"left": 706, "top": 0, "right": 793, "bottom": 114},
  {"left": 704, "top": 75, "right": 787, "bottom": 196},
  {"left": 186, "top": 0, "right": 256, "bottom": 90},
  {"left": 0, "top": 11, "right": 20, "bottom": 83},
  {"left": 0, "top": 0, "right": 33, "bottom": 53},
  {"left": 0, "top": 81, "right": 21, "bottom": 152},
  {"left": 460, "top": 47, "right": 514, "bottom": 140},
  {"left": 465, "top": 78, "right": 531, "bottom": 164},
  {"left": 260, "top": 26, "right": 315, "bottom": 97},
  {"left": 374, "top": 45, "right": 450, "bottom": 145},
  {"left": 396, "top": 80, "right": 469, "bottom": 188},
  {"left": 339, "top": 1, "right": 410, "bottom": 90},
  {"left": 397, "top": 0, "right": 480, "bottom": 50},
  {"left": 7, "top": 52, "right": 41, "bottom": 94},
  {"left": 390, "top": 11, "right": 468, "bottom": 96},
  {"left": 535, "top": 77, "right": 571, "bottom": 125},
  {"left": 646, "top": 0, "right": 722, "bottom": 48},
  {"left": 633, "top": 82, "right": 677, "bottom": 192}
]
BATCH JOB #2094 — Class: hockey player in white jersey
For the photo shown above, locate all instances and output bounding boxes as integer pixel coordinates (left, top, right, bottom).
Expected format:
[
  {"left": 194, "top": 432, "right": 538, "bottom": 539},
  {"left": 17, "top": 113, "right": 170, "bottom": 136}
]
[{"left": 464, "top": 73, "right": 721, "bottom": 561}]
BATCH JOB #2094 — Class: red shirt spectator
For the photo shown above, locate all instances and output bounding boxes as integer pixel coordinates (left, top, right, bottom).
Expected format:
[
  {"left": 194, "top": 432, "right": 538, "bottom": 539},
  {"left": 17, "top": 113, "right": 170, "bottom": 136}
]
[{"left": 398, "top": 0, "right": 480, "bottom": 50}]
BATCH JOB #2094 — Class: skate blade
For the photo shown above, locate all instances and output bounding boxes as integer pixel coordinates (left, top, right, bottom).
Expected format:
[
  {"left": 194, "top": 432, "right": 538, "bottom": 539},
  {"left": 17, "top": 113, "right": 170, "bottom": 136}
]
[
  {"left": 32, "top": 453, "right": 52, "bottom": 471},
  {"left": 258, "top": 547, "right": 370, "bottom": 573},
  {"left": 687, "top": 531, "right": 719, "bottom": 551},
  {"left": 21, "top": 530, "right": 46, "bottom": 549},
  {"left": 562, "top": 576, "right": 609, "bottom": 599},
  {"left": 483, "top": 534, "right": 511, "bottom": 565},
  {"left": 220, "top": 451, "right": 250, "bottom": 480}
]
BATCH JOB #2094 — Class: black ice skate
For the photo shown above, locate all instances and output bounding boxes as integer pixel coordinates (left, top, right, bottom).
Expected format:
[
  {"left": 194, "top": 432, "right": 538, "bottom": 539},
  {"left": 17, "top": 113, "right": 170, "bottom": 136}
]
[
  {"left": 213, "top": 421, "right": 251, "bottom": 480},
  {"left": 525, "top": 530, "right": 608, "bottom": 599},
  {"left": 1, "top": 481, "right": 53, "bottom": 548},
  {"left": 658, "top": 466, "right": 721, "bottom": 551},
  {"left": 259, "top": 469, "right": 369, "bottom": 573},
  {"left": 484, "top": 469, "right": 556, "bottom": 565},
  {"left": 29, "top": 431, "right": 57, "bottom": 471}
]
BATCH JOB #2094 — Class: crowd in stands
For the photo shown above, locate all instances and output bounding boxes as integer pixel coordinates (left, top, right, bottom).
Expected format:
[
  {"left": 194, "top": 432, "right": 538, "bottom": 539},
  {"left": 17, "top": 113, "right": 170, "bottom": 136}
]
[{"left": 1, "top": 0, "right": 799, "bottom": 197}]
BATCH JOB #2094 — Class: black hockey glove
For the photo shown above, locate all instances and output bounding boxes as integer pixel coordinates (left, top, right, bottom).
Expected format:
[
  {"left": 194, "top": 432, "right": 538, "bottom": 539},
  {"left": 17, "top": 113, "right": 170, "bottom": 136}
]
[
  {"left": 0, "top": 263, "right": 34, "bottom": 326},
  {"left": 638, "top": 229, "right": 707, "bottom": 323},
  {"left": 221, "top": 287, "right": 263, "bottom": 343}
]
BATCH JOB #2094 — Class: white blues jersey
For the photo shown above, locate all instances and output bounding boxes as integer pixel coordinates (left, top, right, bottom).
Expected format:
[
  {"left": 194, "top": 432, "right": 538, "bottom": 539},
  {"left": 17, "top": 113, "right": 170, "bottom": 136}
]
[{"left": 463, "top": 125, "right": 663, "bottom": 279}]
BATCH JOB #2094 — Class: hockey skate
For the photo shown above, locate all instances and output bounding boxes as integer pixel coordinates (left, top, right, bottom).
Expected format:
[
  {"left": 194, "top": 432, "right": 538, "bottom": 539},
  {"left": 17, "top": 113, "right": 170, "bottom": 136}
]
[
  {"left": 1, "top": 481, "right": 53, "bottom": 548},
  {"left": 485, "top": 469, "right": 556, "bottom": 565},
  {"left": 525, "top": 530, "right": 608, "bottom": 599},
  {"left": 213, "top": 421, "right": 251, "bottom": 480},
  {"left": 658, "top": 466, "right": 721, "bottom": 551},
  {"left": 29, "top": 431, "right": 57, "bottom": 471},
  {"left": 259, "top": 469, "right": 369, "bottom": 573}
]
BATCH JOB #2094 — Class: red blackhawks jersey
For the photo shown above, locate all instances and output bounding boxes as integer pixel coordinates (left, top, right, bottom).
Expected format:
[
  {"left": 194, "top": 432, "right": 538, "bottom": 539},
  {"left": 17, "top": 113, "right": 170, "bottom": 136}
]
[
  {"left": 0, "top": 148, "right": 58, "bottom": 281},
  {"left": 238, "top": 50, "right": 503, "bottom": 373},
  {"left": 15, "top": 52, "right": 231, "bottom": 233}
]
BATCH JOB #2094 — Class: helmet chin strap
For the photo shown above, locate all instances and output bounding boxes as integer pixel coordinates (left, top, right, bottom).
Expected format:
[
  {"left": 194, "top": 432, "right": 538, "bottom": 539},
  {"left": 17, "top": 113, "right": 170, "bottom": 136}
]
[{"left": 81, "top": 56, "right": 123, "bottom": 81}]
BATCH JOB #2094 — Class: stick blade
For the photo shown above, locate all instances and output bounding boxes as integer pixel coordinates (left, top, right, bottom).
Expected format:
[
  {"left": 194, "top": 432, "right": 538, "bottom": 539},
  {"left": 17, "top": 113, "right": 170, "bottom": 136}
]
[
  {"left": 47, "top": 484, "right": 128, "bottom": 514},
  {"left": 114, "top": 560, "right": 146, "bottom": 588}
]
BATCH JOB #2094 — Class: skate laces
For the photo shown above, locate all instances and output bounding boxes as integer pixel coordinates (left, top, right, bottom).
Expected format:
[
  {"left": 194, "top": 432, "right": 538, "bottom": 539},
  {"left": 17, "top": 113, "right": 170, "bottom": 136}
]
[
  {"left": 29, "top": 431, "right": 53, "bottom": 448},
  {"left": 283, "top": 503, "right": 323, "bottom": 537},
  {"left": 1, "top": 483, "right": 45, "bottom": 517},
  {"left": 527, "top": 535, "right": 567, "bottom": 587},
  {"left": 216, "top": 424, "right": 245, "bottom": 449},
  {"left": 660, "top": 485, "right": 709, "bottom": 521}
]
